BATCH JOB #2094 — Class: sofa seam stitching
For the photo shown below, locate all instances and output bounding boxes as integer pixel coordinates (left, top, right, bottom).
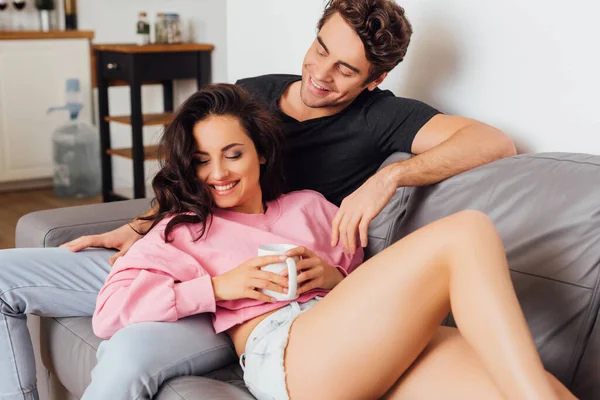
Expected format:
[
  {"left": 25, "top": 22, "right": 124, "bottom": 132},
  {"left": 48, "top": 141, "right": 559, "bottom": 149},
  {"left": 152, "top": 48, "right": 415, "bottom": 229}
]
[
  {"left": 509, "top": 270, "right": 592, "bottom": 290},
  {"left": 52, "top": 317, "right": 99, "bottom": 351},
  {"left": 567, "top": 262, "right": 600, "bottom": 386},
  {"left": 156, "top": 382, "right": 185, "bottom": 400},
  {"left": 385, "top": 186, "right": 408, "bottom": 248},
  {"left": 520, "top": 155, "right": 600, "bottom": 167}
]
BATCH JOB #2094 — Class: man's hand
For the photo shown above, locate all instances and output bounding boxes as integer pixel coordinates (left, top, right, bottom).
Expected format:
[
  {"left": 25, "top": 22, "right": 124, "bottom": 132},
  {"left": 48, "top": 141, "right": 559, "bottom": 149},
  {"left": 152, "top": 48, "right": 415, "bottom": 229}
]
[
  {"left": 60, "top": 223, "right": 144, "bottom": 265},
  {"left": 283, "top": 247, "right": 344, "bottom": 295},
  {"left": 331, "top": 166, "right": 397, "bottom": 254}
]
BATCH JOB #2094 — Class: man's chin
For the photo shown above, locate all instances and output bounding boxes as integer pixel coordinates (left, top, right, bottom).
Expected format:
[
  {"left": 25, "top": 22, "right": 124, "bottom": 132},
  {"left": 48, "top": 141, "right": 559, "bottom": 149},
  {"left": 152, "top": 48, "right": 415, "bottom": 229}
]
[{"left": 300, "top": 88, "right": 335, "bottom": 109}]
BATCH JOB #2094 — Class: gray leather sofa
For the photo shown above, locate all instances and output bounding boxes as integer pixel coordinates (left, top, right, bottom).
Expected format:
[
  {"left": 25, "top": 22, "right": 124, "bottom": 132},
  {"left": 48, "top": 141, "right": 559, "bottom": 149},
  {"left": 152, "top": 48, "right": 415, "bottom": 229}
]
[{"left": 15, "top": 152, "right": 600, "bottom": 400}]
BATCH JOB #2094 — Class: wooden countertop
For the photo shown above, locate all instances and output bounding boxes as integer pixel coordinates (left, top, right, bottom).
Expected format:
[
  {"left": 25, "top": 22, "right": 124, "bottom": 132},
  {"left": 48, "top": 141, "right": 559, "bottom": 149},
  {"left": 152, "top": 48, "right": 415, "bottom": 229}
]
[
  {"left": 0, "top": 30, "right": 94, "bottom": 40},
  {"left": 93, "top": 43, "right": 214, "bottom": 53}
]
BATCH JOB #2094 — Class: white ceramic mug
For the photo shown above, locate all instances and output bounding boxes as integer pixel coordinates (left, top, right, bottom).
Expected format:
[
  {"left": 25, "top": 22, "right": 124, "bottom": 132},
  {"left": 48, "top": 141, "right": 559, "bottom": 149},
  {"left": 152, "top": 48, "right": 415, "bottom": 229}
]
[{"left": 257, "top": 244, "right": 299, "bottom": 301}]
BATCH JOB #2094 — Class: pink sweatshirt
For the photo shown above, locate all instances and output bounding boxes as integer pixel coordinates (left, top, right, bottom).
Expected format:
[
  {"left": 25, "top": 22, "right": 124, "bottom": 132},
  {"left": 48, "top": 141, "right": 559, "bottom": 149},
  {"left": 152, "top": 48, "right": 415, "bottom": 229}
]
[{"left": 92, "top": 190, "right": 364, "bottom": 339}]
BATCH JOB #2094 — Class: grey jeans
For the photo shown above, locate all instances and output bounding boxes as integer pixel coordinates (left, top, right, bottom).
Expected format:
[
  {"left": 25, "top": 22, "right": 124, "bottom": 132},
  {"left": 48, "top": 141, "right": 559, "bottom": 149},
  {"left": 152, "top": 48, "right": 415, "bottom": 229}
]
[{"left": 0, "top": 247, "right": 235, "bottom": 400}]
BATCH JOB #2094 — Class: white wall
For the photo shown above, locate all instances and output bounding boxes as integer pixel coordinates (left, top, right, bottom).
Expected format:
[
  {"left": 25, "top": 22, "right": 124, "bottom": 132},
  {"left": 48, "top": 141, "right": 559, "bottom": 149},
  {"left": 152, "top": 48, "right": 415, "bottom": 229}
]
[
  {"left": 227, "top": 0, "right": 325, "bottom": 83},
  {"left": 227, "top": 0, "right": 600, "bottom": 154},
  {"left": 79, "top": 0, "right": 227, "bottom": 192}
]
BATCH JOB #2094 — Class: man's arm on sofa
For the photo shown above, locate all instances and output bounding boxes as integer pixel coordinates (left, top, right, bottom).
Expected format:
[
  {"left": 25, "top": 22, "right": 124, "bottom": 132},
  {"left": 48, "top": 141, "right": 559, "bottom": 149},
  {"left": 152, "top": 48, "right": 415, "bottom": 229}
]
[{"left": 16, "top": 199, "right": 151, "bottom": 248}]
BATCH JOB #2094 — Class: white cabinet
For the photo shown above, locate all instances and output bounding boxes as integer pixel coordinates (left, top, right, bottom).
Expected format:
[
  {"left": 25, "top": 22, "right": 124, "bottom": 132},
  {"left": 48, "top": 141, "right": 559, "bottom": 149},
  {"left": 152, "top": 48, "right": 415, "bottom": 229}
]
[{"left": 0, "top": 36, "right": 93, "bottom": 183}]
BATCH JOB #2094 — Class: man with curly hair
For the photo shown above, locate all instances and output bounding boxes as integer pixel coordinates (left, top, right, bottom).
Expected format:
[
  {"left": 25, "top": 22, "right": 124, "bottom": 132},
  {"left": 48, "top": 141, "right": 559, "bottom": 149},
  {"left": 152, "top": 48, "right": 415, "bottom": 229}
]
[
  {"left": 235, "top": 0, "right": 516, "bottom": 255},
  {"left": 0, "top": 2, "right": 518, "bottom": 400}
]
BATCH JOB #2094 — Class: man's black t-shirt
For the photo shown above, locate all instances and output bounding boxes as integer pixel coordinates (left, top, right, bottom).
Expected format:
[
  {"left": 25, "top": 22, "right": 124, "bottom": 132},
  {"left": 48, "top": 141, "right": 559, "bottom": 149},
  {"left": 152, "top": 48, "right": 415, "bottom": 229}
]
[{"left": 236, "top": 74, "right": 440, "bottom": 206}]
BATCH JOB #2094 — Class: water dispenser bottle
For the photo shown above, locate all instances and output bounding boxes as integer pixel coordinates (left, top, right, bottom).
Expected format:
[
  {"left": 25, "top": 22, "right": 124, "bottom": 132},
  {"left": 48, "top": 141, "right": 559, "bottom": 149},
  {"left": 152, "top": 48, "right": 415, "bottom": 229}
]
[{"left": 47, "top": 79, "right": 101, "bottom": 198}]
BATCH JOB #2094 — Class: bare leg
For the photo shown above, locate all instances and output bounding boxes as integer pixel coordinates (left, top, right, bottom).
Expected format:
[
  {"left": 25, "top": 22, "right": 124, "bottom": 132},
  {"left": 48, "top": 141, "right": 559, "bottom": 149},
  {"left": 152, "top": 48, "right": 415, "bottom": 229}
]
[
  {"left": 285, "top": 211, "right": 565, "bottom": 400},
  {"left": 383, "top": 326, "right": 504, "bottom": 400},
  {"left": 383, "top": 327, "right": 577, "bottom": 400}
]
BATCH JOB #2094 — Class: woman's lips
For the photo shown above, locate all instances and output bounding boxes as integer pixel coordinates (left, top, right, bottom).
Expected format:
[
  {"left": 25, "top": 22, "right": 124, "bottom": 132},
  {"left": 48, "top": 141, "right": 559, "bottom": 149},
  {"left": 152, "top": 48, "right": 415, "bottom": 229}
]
[{"left": 209, "top": 180, "right": 240, "bottom": 195}]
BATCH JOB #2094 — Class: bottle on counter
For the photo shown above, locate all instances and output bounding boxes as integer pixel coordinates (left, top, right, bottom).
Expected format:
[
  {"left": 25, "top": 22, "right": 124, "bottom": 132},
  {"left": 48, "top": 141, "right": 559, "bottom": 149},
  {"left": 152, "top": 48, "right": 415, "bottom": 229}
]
[
  {"left": 155, "top": 12, "right": 166, "bottom": 44},
  {"left": 35, "top": 0, "right": 57, "bottom": 32},
  {"left": 64, "top": 0, "right": 77, "bottom": 30},
  {"left": 136, "top": 11, "right": 150, "bottom": 45}
]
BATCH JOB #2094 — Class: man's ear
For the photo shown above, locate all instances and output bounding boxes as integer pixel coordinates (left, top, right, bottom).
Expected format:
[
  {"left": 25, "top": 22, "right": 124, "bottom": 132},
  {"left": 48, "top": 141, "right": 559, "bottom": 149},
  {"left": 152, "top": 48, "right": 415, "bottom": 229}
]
[{"left": 367, "top": 72, "right": 388, "bottom": 91}]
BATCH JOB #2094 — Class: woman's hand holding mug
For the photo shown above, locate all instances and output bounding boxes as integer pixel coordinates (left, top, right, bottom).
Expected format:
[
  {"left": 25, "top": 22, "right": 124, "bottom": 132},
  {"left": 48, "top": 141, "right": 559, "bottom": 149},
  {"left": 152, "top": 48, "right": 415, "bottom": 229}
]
[
  {"left": 211, "top": 255, "right": 290, "bottom": 302},
  {"left": 282, "top": 246, "right": 344, "bottom": 295},
  {"left": 257, "top": 244, "right": 300, "bottom": 301}
]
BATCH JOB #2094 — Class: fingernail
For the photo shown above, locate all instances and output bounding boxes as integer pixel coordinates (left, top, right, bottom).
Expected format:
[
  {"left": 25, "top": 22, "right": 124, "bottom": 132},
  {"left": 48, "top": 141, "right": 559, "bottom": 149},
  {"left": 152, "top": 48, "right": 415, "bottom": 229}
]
[
  {"left": 279, "top": 270, "right": 287, "bottom": 275},
  {"left": 279, "top": 255, "right": 286, "bottom": 260},
  {"left": 283, "top": 288, "right": 288, "bottom": 293},
  {"left": 271, "top": 298, "right": 277, "bottom": 303}
]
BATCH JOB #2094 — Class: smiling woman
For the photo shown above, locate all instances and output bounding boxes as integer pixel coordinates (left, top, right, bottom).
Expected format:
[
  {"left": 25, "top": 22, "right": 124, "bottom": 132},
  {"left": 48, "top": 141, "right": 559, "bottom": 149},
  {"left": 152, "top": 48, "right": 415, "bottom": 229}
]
[
  {"left": 135, "top": 84, "right": 286, "bottom": 241},
  {"left": 192, "top": 117, "right": 264, "bottom": 213}
]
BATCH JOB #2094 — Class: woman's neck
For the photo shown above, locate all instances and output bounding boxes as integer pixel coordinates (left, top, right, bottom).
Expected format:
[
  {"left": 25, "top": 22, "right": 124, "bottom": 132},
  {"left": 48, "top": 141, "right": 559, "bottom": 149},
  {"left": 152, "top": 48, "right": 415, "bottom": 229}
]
[{"left": 226, "top": 194, "right": 265, "bottom": 215}]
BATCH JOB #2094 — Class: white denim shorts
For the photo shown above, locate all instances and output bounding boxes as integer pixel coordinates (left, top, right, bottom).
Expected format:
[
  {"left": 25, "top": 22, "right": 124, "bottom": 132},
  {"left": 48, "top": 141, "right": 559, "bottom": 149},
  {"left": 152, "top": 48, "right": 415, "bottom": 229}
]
[{"left": 239, "top": 297, "right": 322, "bottom": 400}]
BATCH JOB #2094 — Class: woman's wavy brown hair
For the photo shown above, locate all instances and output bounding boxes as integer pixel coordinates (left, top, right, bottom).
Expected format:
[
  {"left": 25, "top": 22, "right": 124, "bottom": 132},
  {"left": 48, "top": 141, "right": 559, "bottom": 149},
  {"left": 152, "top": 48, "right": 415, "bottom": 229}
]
[
  {"left": 318, "top": 0, "right": 413, "bottom": 83},
  {"left": 136, "top": 83, "right": 286, "bottom": 242}
]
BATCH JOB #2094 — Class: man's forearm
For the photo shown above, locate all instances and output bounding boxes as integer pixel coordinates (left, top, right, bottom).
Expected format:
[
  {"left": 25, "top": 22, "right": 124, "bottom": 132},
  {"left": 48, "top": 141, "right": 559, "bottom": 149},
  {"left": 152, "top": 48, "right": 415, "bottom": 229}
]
[
  {"left": 386, "top": 123, "right": 516, "bottom": 187},
  {"left": 130, "top": 202, "right": 159, "bottom": 231}
]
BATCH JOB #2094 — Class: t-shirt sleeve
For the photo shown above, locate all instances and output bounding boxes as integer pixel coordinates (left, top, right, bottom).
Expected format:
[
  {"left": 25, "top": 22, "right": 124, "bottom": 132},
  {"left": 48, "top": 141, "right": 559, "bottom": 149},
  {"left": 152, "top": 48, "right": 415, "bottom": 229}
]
[{"left": 365, "top": 94, "right": 441, "bottom": 155}]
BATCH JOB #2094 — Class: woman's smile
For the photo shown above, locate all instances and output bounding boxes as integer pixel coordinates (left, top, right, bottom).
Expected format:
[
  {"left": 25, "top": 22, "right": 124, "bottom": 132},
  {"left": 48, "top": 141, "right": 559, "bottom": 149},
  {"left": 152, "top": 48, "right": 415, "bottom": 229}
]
[{"left": 209, "top": 180, "right": 240, "bottom": 196}]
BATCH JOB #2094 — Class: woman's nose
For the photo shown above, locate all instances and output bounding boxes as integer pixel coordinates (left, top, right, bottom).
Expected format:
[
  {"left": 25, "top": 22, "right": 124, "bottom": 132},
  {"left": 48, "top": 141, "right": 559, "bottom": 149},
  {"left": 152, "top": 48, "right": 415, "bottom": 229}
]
[{"left": 211, "top": 161, "right": 229, "bottom": 180}]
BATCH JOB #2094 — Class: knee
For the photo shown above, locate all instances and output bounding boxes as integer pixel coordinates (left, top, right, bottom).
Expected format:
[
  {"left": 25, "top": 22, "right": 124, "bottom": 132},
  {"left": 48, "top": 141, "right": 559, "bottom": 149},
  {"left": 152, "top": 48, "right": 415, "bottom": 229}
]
[
  {"left": 423, "top": 210, "right": 500, "bottom": 255},
  {"left": 452, "top": 209, "right": 494, "bottom": 225},
  {"left": 95, "top": 330, "right": 153, "bottom": 381},
  {"left": 447, "top": 210, "right": 497, "bottom": 239},
  {"left": 87, "top": 337, "right": 155, "bottom": 400}
]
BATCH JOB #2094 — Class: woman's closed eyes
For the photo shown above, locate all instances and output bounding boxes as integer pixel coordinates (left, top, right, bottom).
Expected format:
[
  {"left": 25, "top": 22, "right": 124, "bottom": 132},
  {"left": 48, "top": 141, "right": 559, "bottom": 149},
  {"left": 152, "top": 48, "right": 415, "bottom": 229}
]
[{"left": 195, "top": 151, "right": 243, "bottom": 166}]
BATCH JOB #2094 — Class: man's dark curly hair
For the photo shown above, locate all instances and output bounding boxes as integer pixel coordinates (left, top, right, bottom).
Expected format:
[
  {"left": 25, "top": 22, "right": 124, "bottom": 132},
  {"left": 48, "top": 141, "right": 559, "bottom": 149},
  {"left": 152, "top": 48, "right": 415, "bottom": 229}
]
[{"left": 317, "top": 0, "right": 413, "bottom": 84}]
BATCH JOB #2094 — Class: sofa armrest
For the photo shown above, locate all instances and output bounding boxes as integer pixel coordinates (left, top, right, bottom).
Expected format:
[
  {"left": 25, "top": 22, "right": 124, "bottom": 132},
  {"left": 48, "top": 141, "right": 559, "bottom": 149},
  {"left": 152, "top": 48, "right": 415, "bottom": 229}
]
[{"left": 15, "top": 198, "right": 151, "bottom": 248}]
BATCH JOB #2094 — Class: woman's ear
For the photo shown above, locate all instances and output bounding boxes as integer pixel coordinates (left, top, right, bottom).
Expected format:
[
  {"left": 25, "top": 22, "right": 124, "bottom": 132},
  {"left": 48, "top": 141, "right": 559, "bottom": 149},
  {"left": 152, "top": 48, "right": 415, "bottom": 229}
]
[{"left": 259, "top": 156, "right": 267, "bottom": 165}]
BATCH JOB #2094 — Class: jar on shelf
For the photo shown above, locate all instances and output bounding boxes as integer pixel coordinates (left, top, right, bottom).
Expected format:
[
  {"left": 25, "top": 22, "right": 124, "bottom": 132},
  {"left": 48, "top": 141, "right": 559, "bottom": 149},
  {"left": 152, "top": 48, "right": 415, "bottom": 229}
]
[{"left": 164, "top": 13, "right": 182, "bottom": 44}]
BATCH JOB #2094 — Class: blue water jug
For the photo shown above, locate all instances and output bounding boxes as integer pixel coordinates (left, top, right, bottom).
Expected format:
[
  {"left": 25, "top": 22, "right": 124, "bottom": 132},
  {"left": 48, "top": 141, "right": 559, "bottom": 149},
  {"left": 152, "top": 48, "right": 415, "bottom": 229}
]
[{"left": 47, "top": 79, "right": 101, "bottom": 198}]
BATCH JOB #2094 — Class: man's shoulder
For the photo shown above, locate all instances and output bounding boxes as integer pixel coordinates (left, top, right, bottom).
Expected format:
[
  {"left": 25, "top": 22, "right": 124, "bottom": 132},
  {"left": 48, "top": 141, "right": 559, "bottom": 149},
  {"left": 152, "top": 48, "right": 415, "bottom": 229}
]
[
  {"left": 236, "top": 73, "right": 300, "bottom": 86},
  {"left": 355, "top": 87, "right": 441, "bottom": 119},
  {"left": 357, "top": 87, "right": 412, "bottom": 108},
  {"left": 236, "top": 74, "right": 300, "bottom": 101}
]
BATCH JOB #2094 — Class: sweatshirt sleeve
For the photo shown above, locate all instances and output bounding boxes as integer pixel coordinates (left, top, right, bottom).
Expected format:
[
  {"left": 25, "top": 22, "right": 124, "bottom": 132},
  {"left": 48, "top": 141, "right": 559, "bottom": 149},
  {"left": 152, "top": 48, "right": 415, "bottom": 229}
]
[{"left": 92, "top": 228, "right": 216, "bottom": 339}]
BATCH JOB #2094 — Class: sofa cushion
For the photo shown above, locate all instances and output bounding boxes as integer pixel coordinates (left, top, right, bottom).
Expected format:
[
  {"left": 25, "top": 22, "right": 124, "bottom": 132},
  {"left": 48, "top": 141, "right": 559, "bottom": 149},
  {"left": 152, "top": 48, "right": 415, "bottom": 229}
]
[
  {"left": 155, "top": 376, "right": 254, "bottom": 400},
  {"left": 40, "top": 316, "right": 251, "bottom": 399},
  {"left": 369, "top": 152, "right": 600, "bottom": 390},
  {"left": 365, "top": 152, "right": 414, "bottom": 259}
]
